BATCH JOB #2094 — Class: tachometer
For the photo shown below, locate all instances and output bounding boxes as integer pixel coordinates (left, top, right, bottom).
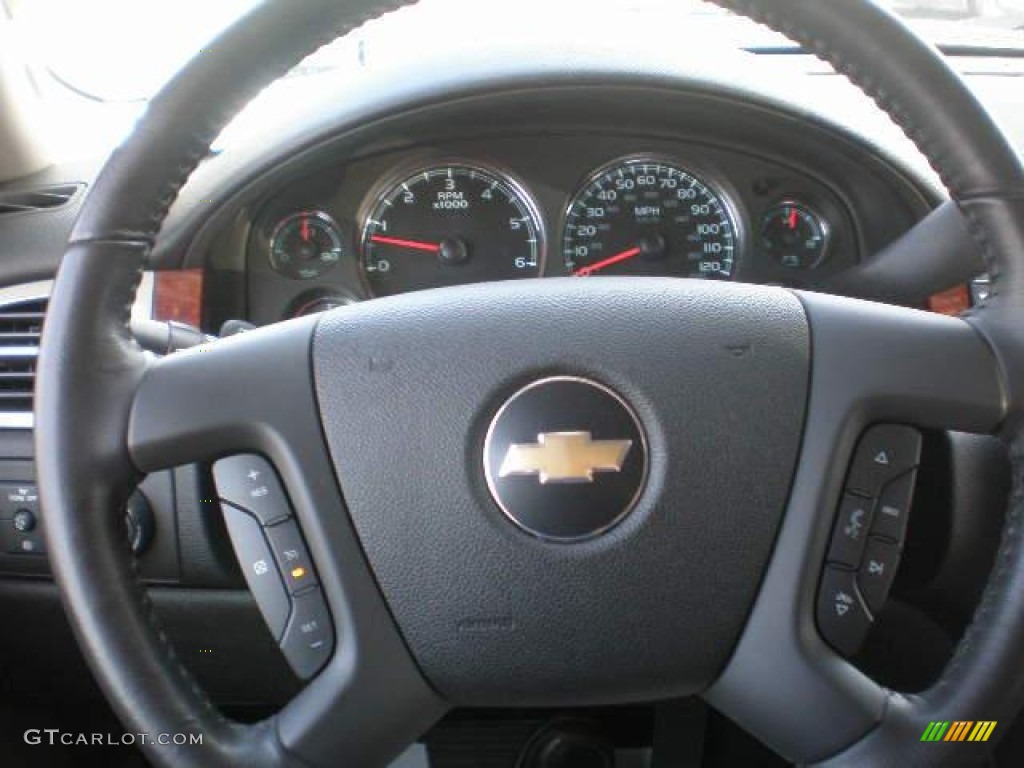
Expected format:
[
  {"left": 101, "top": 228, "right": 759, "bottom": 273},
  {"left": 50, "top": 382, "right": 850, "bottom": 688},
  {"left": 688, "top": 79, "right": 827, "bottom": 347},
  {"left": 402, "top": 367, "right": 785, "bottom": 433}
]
[
  {"left": 360, "top": 163, "right": 544, "bottom": 296},
  {"left": 563, "top": 157, "right": 739, "bottom": 279}
]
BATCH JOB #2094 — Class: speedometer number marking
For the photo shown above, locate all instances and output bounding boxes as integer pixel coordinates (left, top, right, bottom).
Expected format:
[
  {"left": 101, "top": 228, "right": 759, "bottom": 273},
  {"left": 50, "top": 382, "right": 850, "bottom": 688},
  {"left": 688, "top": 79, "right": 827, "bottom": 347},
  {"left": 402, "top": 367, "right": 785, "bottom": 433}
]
[{"left": 563, "top": 157, "right": 739, "bottom": 279}]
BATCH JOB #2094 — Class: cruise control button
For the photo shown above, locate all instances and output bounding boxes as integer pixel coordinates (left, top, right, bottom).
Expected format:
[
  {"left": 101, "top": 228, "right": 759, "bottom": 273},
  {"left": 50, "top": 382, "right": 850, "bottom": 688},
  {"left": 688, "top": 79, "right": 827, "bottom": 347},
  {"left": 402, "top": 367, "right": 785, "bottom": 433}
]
[
  {"left": 827, "top": 495, "right": 874, "bottom": 567},
  {"left": 846, "top": 425, "right": 921, "bottom": 497},
  {"left": 213, "top": 454, "right": 291, "bottom": 526},
  {"left": 858, "top": 536, "right": 901, "bottom": 614},
  {"left": 266, "top": 520, "right": 318, "bottom": 594},
  {"left": 221, "top": 502, "right": 291, "bottom": 640},
  {"left": 871, "top": 471, "right": 916, "bottom": 544},
  {"left": 817, "top": 566, "right": 872, "bottom": 657},
  {"left": 280, "top": 588, "right": 334, "bottom": 679}
]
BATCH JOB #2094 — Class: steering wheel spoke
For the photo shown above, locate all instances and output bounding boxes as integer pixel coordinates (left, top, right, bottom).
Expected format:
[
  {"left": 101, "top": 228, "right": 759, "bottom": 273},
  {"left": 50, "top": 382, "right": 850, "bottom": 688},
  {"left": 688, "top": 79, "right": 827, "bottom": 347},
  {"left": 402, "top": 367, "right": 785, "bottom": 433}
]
[
  {"left": 706, "top": 292, "right": 1006, "bottom": 763},
  {"left": 125, "top": 318, "right": 445, "bottom": 765},
  {"left": 128, "top": 317, "right": 321, "bottom": 471},
  {"left": 796, "top": 291, "right": 1005, "bottom": 434}
]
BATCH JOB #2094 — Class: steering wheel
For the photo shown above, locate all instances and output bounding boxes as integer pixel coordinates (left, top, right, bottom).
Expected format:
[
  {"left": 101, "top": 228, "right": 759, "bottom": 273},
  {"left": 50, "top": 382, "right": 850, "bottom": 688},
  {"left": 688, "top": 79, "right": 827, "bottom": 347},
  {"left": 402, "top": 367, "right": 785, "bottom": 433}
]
[{"left": 34, "top": 0, "right": 1024, "bottom": 765}]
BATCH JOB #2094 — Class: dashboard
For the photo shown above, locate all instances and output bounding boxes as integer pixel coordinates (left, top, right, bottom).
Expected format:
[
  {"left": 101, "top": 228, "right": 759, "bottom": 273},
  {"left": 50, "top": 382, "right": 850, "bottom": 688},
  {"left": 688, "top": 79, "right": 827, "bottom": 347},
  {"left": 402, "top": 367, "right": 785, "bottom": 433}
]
[
  {"left": 242, "top": 131, "right": 921, "bottom": 325},
  {"left": 162, "top": 80, "right": 935, "bottom": 331}
]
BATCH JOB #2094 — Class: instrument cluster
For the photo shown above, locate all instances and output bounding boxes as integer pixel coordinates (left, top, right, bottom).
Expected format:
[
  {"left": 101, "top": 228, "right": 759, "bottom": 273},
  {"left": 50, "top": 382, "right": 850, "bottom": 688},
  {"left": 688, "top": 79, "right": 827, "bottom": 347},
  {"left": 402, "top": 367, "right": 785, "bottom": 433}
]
[{"left": 245, "top": 134, "right": 865, "bottom": 321}]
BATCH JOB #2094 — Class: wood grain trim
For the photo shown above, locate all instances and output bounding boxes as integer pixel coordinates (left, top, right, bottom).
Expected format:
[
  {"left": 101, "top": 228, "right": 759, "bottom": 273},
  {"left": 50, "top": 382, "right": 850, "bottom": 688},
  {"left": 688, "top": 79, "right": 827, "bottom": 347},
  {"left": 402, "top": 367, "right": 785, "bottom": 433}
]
[{"left": 153, "top": 269, "right": 203, "bottom": 327}]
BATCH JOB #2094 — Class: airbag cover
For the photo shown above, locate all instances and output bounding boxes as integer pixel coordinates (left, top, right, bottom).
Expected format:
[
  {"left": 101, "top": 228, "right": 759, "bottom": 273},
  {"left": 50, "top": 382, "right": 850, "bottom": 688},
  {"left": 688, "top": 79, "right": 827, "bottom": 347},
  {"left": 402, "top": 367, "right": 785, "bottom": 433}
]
[{"left": 313, "top": 278, "right": 808, "bottom": 705}]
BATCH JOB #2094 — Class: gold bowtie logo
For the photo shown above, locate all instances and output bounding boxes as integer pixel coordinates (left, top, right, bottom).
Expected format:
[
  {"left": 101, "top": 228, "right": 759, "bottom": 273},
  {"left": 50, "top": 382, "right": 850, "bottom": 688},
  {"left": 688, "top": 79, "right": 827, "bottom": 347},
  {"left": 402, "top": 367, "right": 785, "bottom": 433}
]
[{"left": 499, "top": 431, "right": 633, "bottom": 484}]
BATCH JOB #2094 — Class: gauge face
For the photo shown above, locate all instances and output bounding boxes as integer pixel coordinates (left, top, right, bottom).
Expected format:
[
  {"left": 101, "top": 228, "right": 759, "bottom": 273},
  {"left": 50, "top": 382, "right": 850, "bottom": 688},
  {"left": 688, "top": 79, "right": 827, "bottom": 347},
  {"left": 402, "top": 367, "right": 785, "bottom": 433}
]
[
  {"left": 289, "top": 294, "right": 351, "bottom": 318},
  {"left": 760, "top": 202, "right": 830, "bottom": 269},
  {"left": 563, "top": 157, "right": 739, "bottom": 279},
  {"left": 269, "top": 211, "right": 344, "bottom": 280},
  {"left": 360, "top": 164, "right": 544, "bottom": 296}
]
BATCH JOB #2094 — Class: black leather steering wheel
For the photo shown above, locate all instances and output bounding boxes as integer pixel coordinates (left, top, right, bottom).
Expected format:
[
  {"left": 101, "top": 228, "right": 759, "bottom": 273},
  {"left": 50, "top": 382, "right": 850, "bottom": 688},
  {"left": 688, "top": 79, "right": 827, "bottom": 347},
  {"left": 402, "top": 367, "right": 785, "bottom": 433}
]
[{"left": 34, "top": 1, "right": 1024, "bottom": 766}]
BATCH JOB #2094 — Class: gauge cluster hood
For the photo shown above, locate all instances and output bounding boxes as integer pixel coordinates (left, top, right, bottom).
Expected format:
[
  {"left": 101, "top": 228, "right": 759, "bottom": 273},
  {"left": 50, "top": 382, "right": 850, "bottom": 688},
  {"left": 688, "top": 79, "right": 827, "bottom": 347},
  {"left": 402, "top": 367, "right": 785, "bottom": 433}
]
[{"left": 150, "top": 37, "right": 943, "bottom": 271}]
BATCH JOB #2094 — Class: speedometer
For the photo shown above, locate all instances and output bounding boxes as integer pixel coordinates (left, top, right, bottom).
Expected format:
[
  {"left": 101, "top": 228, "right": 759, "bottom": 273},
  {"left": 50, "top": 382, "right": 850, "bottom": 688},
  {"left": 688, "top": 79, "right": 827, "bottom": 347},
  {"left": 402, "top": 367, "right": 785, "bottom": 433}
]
[{"left": 562, "top": 157, "right": 739, "bottom": 279}]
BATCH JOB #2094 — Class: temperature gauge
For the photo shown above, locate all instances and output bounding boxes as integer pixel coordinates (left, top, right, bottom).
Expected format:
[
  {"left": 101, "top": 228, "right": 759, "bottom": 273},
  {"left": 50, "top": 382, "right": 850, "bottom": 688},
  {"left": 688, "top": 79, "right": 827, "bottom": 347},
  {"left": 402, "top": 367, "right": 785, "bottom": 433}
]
[
  {"left": 760, "top": 202, "right": 829, "bottom": 270},
  {"left": 269, "top": 211, "right": 345, "bottom": 280}
]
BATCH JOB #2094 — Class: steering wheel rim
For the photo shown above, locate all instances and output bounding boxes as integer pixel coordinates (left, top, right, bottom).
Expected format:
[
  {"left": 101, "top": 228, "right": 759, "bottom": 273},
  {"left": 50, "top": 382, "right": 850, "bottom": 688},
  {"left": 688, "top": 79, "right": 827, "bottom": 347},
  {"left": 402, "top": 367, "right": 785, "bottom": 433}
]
[{"left": 35, "top": 1, "right": 1024, "bottom": 766}]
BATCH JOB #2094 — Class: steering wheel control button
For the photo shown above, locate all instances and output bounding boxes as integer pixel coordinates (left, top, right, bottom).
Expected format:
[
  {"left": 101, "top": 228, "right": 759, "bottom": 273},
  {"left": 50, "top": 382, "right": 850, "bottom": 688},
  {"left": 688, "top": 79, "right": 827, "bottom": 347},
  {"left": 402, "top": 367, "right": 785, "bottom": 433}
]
[
  {"left": 266, "top": 520, "right": 319, "bottom": 595},
  {"left": 827, "top": 495, "right": 874, "bottom": 567},
  {"left": 483, "top": 376, "right": 648, "bottom": 542},
  {"left": 280, "top": 588, "right": 334, "bottom": 679},
  {"left": 857, "top": 537, "right": 901, "bottom": 614},
  {"left": 846, "top": 425, "right": 922, "bottom": 497},
  {"left": 817, "top": 565, "right": 873, "bottom": 657},
  {"left": 221, "top": 502, "right": 291, "bottom": 640},
  {"left": 817, "top": 425, "right": 922, "bottom": 653},
  {"left": 213, "top": 454, "right": 292, "bottom": 526},
  {"left": 870, "top": 470, "right": 917, "bottom": 544}
]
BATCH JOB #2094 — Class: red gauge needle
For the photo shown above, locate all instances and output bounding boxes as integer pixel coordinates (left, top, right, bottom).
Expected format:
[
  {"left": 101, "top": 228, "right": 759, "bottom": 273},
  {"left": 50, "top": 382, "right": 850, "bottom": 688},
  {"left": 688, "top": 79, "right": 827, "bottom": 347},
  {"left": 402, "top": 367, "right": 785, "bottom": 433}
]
[
  {"left": 787, "top": 208, "right": 798, "bottom": 230},
  {"left": 369, "top": 234, "right": 441, "bottom": 253},
  {"left": 300, "top": 216, "right": 311, "bottom": 242},
  {"left": 574, "top": 246, "right": 643, "bottom": 277}
]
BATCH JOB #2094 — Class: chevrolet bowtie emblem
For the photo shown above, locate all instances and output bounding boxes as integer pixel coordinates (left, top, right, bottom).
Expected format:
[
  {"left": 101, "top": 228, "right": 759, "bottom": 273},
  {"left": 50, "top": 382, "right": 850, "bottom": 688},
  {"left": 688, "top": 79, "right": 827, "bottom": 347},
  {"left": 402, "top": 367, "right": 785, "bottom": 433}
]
[
  {"left": 499, "top": 431, "right": 633, "bottom": 484},
  {"left": 484, "top": 377, "right": 647, "bottom": 540}
]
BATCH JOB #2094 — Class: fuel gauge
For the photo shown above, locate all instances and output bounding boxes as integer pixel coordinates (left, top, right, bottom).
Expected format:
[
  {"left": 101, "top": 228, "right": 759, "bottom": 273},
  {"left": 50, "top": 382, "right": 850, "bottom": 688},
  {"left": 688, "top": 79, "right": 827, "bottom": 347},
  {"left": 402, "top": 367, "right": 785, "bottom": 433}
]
[
  {"left": 760, "top": 202, "right": 830, "bottom": 270},
  {"left": 269, "top": 211, "right": 345, "bottom": 280}
]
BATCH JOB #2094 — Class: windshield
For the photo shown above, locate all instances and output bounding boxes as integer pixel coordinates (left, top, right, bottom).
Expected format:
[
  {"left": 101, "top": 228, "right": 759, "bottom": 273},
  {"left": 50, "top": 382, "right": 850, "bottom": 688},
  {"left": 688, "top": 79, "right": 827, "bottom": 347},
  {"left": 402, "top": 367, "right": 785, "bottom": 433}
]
[
  {"left": 5, "top": 0, "right": 1024, "bottom": 104},
  {"left": 893, "top": 0, "right": 1024, "bottom": 20}
]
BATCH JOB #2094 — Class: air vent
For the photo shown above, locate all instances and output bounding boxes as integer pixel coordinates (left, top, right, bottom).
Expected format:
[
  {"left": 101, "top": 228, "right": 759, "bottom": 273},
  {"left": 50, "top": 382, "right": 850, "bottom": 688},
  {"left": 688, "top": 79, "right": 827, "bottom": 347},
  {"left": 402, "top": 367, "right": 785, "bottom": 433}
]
[
  {"left": 0, "top": 184, "right": 83, "bottom": 215},
  {"left": 0, "top": 297, "right": 46, "bottom": 428}
]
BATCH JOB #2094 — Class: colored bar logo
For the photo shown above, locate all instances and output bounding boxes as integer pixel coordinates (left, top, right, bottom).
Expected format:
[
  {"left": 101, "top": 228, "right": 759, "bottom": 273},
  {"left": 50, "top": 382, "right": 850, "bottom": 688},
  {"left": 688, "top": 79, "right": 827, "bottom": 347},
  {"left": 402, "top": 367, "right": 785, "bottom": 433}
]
[{"left": 921, "top": 721, "right": 997, "bottom": 743}]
